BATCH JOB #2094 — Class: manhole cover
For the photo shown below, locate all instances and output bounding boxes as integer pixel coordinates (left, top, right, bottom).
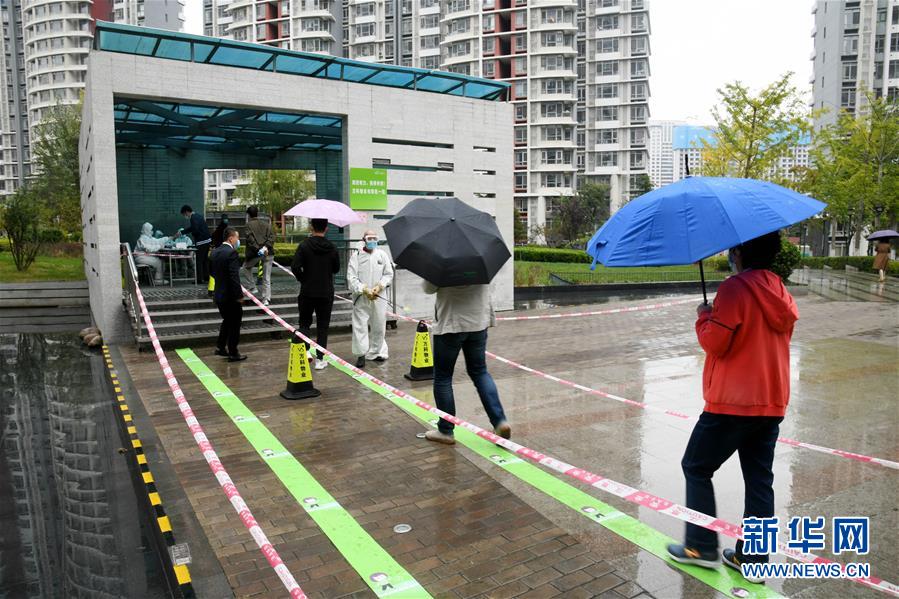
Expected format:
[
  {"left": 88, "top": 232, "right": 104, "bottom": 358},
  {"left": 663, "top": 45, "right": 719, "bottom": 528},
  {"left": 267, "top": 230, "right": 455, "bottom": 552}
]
[
  {"left": 393, "top": 524, "right": 412, "bottom": 534},
  {"left": 416, "top": 432, "right": 426, "bottom": 439}
]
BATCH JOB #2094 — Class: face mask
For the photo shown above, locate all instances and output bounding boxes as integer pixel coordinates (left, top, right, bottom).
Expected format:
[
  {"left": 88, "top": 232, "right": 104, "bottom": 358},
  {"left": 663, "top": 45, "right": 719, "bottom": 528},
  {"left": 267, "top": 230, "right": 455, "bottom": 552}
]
[
  {"left": 222, "top": 219, "right": 229, "bottom": 226},
  {"left": 365, "top": 240, "right": 378, "bottom": 251},
  {"left": 235, "top": 240, "right": 241, "bottom": 249}
]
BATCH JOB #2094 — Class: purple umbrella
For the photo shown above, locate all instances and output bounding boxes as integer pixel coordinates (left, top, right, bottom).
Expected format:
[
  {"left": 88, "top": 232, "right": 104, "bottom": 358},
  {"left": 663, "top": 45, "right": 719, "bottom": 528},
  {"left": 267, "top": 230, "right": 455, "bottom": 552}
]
[
  {"left": 283, "top": 199, "right": 365, "bottom": 227},
  {"left": 867, "top": 230, "right": 899, "bottom": 241}
]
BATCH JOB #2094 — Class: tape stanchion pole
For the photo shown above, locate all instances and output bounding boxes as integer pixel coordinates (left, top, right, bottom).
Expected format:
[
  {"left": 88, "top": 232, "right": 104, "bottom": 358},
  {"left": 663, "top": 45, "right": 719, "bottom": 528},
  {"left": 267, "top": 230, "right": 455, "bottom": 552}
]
[
  {"left": 176, "top": 349, "right": 430, "bottom": 599},
  {"left": 280, "top": 333, "right": 321, "bottom": 400},
  {"left": 404, "top": 321, "right": 434, "bottom": 381},
  {"left": 131, "top": 282, "right": 306, "bottom": 599},
  {"left": 242, "top": 291, "right": 899, "bottom": 598}
]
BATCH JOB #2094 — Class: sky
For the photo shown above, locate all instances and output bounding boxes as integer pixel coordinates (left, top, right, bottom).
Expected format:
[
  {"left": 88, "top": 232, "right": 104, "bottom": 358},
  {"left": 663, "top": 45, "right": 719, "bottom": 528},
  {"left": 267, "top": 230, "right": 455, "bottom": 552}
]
[{"left": 182, "top": 0, "right": 814, "bottom": 125}]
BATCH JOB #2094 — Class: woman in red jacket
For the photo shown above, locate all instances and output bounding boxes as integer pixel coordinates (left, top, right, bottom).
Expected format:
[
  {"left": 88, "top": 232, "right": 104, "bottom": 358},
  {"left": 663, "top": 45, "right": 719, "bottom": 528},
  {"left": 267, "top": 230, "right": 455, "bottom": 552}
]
[{"left": 667, "top": 231, "right": 799, "bottom": 583}]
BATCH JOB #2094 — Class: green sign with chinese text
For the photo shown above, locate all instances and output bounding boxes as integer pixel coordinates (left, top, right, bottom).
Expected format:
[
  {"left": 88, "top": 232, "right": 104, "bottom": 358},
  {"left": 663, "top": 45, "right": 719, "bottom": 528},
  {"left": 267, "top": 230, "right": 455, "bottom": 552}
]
[{"left": 349, "top": 167, "right": 388, "bottom": 210}]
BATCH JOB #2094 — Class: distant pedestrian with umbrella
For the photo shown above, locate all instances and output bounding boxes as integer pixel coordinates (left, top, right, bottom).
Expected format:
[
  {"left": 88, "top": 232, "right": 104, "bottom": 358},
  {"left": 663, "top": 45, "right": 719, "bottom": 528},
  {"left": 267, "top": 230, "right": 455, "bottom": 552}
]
[
  {"left": 584, "top": 177, "right": 824, "bottom": 583},
  {"left": 384, "top": 197, "right": 512, "bottom": 444},
  {"left": 291, "top": 218, "right": 340, "bottom": 370},
  {"left": 868, "top": 230, "right": 898, "bottom": 282}
]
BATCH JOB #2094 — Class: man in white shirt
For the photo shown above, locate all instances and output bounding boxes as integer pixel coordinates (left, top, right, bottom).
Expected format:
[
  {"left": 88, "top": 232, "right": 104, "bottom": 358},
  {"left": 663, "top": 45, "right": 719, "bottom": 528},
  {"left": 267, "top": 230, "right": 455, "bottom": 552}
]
[
  {"left": 347, "top": 230, "right": 394, "bottom": 368},
  {"left": 421, "top": 282, "right": 511, "bottom": 444}
]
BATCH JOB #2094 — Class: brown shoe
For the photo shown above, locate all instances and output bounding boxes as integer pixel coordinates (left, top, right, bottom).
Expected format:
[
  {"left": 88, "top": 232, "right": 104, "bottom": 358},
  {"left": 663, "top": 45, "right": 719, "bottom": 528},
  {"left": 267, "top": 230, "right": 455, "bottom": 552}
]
[
  {"left": 494, "top": 421, "right": 512, "bottom": 439},
  {"left": 424, "top": 430, "right": 456, "bottom": 445}
]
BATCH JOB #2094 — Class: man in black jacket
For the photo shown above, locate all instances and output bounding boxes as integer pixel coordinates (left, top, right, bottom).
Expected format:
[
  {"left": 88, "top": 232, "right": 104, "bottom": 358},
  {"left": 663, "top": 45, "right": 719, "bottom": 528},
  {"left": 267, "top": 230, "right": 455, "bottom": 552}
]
[
  {"left": 291, "top": 218, "right": 340, "bottom": 370},
  {"left": 211, "top": 227, "right": 247, "bottom": 362},
  {"left": 179, "top": 204, "right": 212, "bottom": 284}
]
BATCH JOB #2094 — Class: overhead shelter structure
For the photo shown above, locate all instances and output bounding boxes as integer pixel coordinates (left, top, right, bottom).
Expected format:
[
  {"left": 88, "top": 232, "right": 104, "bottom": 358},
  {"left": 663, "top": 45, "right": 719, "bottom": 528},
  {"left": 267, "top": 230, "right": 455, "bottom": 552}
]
[{"left": 81, "top": 23, "right": 512, "bottom": 341}]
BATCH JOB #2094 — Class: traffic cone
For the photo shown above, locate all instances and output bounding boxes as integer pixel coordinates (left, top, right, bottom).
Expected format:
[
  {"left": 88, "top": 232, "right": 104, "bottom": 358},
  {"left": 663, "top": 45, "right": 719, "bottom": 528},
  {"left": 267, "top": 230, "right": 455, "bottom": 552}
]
[
  {"left": 280, "top": 333, "right": 321, "bottom": 400},
  {"left": 207, "top": 275, "right": 215, "bottom": 297},
  {"left": 404, "top": 321, "right": 434, "bottom": 381}
]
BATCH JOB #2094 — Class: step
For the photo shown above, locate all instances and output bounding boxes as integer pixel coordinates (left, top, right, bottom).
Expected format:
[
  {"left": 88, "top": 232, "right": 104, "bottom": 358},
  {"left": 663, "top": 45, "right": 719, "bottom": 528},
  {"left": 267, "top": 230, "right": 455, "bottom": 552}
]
[
  {"left": 140, "top": 307, "right": 354, "bottom": 331},
  {"left": 136, "top": 318, "right": 353, "bottom": 347}
]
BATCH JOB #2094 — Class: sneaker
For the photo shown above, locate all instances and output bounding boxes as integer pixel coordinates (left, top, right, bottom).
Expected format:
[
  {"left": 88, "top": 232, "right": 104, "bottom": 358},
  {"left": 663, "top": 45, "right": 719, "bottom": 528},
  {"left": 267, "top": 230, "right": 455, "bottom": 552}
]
[
  {"left": 494, "top": 421, "right": 512, "bottom": 439},
  {"left": 666, "top": 544, "right": 719, "bottom": 569},
  {"left": 723, "top": 549, "right": 764, "bottom": 584},
  {"left": 263, "top": 299, "right": 270, "bottom": 306},
  {"left": 424, "top": 430, "right": 456, "bottom": 445},
  {"left": 248, "top": 287, "right": 259, "bottom": 295},
  {"left": 355, "top": 356, "right": 366, "bottom": 368},
  {"left": 314, "top": 359, "right": 328, "bottom": 371},
  {"left": 373, "top": 356, "right": 387, "bottom": 362}
]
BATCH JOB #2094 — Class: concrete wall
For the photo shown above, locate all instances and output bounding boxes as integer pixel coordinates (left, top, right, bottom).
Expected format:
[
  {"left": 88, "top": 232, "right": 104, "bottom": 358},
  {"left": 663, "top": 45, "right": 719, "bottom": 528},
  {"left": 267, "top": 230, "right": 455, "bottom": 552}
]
[{"left": 81, "top": 50, "right": 513, "bottom": 341}]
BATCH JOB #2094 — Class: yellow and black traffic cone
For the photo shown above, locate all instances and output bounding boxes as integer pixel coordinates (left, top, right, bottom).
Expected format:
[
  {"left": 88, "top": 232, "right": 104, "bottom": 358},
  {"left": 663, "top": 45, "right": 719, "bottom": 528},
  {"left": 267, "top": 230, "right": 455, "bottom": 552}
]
[
  {"left": 404, "top": 321, "right": 434, "bottom": 381},
  {"left": 280, "top": 333, "right": 321, "bottom": 400},
  {"left": 207, "top": 275, "right": 215, "bottom": 297}
]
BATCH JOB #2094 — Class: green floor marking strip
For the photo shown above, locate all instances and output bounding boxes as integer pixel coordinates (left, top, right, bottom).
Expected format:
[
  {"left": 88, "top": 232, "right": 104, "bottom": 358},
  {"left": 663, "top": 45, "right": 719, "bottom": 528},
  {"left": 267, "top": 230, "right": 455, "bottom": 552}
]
[
  {"left": 176, "top": 349, "right": 430, "bottom": 599},
  {"left": 325, "top": 356, "right": 782, "bottom": 599}
]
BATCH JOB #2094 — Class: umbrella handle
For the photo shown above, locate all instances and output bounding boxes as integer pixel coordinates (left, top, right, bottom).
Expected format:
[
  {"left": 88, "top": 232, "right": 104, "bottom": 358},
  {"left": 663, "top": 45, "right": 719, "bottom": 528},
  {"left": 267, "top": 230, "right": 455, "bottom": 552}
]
[{"left": 699, "top": 261, "right": 708, "bottom": 305}]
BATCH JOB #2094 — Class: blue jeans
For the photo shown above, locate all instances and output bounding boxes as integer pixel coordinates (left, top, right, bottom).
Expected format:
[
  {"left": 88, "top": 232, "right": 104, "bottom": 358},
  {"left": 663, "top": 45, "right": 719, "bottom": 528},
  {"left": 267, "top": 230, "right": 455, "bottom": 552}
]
[
  {"left": 682, "top": 412, "right": 783, "bottom": 563},
  {"left": 433, "top": 329, "right": 507, "bottom": 435}
]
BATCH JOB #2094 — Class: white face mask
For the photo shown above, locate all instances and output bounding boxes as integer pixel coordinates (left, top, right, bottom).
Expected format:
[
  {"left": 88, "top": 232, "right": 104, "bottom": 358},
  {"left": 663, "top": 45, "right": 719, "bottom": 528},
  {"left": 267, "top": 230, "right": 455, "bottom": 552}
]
[{"left": 234, "top": 239, "right": 241, "bottom": 249}]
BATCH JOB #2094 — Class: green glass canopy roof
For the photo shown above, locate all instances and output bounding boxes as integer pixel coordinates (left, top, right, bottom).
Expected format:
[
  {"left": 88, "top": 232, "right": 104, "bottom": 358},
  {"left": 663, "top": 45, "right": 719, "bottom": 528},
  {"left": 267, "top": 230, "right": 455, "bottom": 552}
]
[
  {"left": 114, "top": 98, "right": 343, "bottom": 154},
  {"left": 95, "top": 22, "right": 509, "bottom": 102}
]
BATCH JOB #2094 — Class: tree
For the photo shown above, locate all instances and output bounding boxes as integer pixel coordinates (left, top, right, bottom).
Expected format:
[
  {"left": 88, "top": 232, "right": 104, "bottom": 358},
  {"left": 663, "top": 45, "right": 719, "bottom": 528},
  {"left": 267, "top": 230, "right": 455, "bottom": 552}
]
[
  {"left": 631, "top": 174, "right": 654, "bottom": 197},
  {"left": 804, "top": 95, "right": 899, "bottom": 254},
  {"left": 546, "top": 183, "right": 610, "bottom": 247},
  {"left": 513, "top": 209, "right": 528, "bottom": 245},
  {"left": 702, "top": 73, "right": 813, "bottom": 183},
  {"left": 236, "top": 169, "right": 315, "bottom": 224},
  {"left": 30, "top": 103, "right": 81, "bottom": 235},
  {"left": 1, "top": 185, "right": 42, "bottom": 271}
]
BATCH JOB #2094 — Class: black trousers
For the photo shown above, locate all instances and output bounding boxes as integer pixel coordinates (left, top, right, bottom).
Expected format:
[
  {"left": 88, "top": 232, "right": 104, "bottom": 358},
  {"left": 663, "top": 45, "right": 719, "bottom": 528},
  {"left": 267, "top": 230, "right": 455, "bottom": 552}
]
[
  {"left": 216, "top": 300, "right": 243, "bottom": 356},
  {"left": 196, "top": 243, "right": 210, "bottom": 283},
  {"left": 297, "top": 295, "right": 333, "bottom": 359}
]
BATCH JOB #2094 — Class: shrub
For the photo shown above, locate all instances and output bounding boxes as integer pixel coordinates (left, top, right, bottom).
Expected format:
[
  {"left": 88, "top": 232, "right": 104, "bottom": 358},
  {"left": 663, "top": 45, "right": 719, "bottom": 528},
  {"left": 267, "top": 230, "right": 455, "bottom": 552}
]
[
  {"left": 513, "top": 246, "right": 591, "bottom": 264},
  {"left": 799, "top": 255, "right": 899, "bottom": 276},
  {"left": 771, "top": 237, "right": 802, "bottom": 283},
  {"left": 0, "top": 189, "right": 42, "bottom": 271},
  {"left": 39, "top": 228, "right": 64, "bottom": 243}
]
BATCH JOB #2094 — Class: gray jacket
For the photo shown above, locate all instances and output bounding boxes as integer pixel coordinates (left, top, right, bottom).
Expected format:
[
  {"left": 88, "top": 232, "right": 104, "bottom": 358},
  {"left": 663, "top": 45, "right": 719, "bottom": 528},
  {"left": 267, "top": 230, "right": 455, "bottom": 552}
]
[{"left": 422, "top": 282, "right": 496, "bottom": 336}]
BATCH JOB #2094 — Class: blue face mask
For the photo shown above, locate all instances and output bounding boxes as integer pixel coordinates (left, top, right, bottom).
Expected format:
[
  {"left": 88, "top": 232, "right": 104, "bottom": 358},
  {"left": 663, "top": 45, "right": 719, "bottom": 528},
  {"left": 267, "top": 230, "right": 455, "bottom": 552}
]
[
  {"left": 365, "top": 240, "right": 378, "bottom": 251},
  {"left": 235, "top": 239, "right": 241, "bottom": 250}
]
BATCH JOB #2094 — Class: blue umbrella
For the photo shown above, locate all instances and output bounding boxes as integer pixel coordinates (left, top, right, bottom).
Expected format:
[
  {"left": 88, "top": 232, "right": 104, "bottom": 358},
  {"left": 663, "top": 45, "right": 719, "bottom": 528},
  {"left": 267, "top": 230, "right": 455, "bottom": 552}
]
[{"left": 586, "top": 177, "right": 826, "bottom": 302}]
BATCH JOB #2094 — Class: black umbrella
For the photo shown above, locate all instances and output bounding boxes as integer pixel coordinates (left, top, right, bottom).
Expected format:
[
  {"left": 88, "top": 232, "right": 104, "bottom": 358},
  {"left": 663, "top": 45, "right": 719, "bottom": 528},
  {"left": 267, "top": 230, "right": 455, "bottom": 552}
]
[
  {"left": 867, "top": 229, "right": 899, "bottom": 241},
  {"left": 383, "top": 197, "right": 511, "bottom": 287}
]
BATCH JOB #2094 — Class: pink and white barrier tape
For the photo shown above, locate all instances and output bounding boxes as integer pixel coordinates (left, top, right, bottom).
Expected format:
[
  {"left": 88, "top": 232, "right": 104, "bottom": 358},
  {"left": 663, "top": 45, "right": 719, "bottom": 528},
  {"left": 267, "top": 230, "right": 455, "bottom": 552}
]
[
  {"left": 246, "top": 292, "right": 898, "bottom": 597},
  {"left": 133, "top": 283, "right": 306, "bottom": 598},
  {"left": 274, "top": 260, "right": 899, "bottom": 470}
]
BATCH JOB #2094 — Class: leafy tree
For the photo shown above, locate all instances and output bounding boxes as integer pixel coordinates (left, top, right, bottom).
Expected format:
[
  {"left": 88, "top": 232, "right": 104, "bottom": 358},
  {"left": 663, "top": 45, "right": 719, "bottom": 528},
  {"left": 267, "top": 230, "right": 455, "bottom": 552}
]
[
  {"left": 631, "top": 173, "right": 654, "bottom": 197},
  {"left": 513, "top": 208, "right": 528, "bottom": 245},
  {"left": 546, "top": 183, "right": 610, "bottom": 247},
  {"left": 1, "top": 185, "right": 42, "bottom": 271},
  {"left": 236, "top": 169, "right": 315, "bottom": 224},
  {"left": 702, "top": 73, "right": 812, "bottom": 183},
  {"left": 804, "top": 95, "right": 899, "bottom": 254},
  {"left": 30, "top": 103, "right": 81, "bottom": 235},
  {"left": 771, "top": 235, "right": 801, "bottom": 282}
]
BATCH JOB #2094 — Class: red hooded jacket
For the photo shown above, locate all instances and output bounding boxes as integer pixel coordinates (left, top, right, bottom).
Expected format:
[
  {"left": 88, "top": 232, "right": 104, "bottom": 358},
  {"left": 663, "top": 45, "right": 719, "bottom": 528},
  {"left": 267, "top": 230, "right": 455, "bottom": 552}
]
[{"left": 695, "top": 269, "right": 799, "bottom": 417}]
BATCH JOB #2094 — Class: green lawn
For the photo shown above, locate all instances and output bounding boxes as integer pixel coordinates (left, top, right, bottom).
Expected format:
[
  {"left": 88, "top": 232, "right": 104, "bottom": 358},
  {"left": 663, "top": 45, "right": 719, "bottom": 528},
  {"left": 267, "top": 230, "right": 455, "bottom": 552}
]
[
  {"left": 514, "top": 260, "right": 726, "bottom": 286},
  {"left": 0, "top": 253, "right": 85, "bottom": 283}
]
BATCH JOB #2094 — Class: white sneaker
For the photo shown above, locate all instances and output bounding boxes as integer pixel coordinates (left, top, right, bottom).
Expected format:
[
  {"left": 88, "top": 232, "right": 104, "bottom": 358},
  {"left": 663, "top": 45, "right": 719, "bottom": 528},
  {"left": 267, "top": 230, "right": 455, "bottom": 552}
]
[
  {"left": 314, "top": 359, "right": 328, "bottom": 371},
  {"left": 262, "top": 299, "right": 270, "bottom": 306}
]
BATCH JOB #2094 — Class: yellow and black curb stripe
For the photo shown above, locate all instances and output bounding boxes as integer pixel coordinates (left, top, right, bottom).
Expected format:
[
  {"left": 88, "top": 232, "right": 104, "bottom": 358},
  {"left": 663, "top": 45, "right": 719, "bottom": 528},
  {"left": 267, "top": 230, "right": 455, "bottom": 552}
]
[{"left": 102, "top": 345, "right": 195, "bottom": 599}]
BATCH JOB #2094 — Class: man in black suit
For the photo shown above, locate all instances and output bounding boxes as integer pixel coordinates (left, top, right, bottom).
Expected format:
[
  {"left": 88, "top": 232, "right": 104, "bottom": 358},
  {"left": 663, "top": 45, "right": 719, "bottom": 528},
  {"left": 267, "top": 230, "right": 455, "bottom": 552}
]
[{"left": 211, "top": 227, "right": 246, "bottom": 362}]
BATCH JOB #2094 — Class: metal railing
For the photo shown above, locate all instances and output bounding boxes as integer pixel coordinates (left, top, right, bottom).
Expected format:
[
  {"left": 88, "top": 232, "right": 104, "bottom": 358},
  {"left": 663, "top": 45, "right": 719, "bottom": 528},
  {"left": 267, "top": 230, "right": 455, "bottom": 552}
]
[{"left": 120, "top": 242, "right": 142, "bottom": 338}]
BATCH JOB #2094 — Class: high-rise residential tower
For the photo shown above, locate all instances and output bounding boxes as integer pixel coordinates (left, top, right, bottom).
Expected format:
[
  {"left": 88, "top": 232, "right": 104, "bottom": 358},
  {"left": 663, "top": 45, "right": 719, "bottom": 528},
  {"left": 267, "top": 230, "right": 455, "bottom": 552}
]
[
  {"left": 203, "top": 0, "right": 650, "bottom": 234},
  {"left": 647, "top": 119, "right": 682, "bottom": 188},
  {"left": 0, "top": 0, "right": 184, "bottom": 196},
  {"left": 811, "top": 0, "right": 899, "bottom": 129}
]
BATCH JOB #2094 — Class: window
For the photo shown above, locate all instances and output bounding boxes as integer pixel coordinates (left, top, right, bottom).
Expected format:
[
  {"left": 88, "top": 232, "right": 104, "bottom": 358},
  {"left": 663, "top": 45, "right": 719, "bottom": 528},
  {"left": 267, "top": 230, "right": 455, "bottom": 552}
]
[
  {"left": 840, "top": 88, "right": 856, "bottom": 108},
  {"left": 303, "top": 19, "right": 322, "bottom": 31},
  {"left": 446, "top": 0, "right": 469, "bottom": 14},
  {"left": 842, "top": 35, "right": 858, "bottom": 55},
  {"left": 514, "top": 11, "right": 526, "bottom": 28},
  {"left": 448, "top": 40, "right": 470, "bottom": 57},
  {"left": 515, "top": 127, "right": 528, "bottom": 144},
  {"left": 893, "top": 6, "right": 899, "bottom": 24},
  {"left": 630, "top": 151, "right": 646, "bottom": 169},
  {"left": 598, "top": 152, "right": 617, "bottom": 167},
  {"left": 421, "top": 56, "right": 439, "bottom": 69},
  {"left": 541, "top": 79, "right": 572, "bottom": 94},
  {"left": 542, "top": 32, "right": 565, "bottom": 47},
  {"left": 599, "top": 106, "right": 618, "bottom": 121},
  {"left": 597, "top": 60, "right": 618, "bottom": 76},
  {"left": 542, "top": 103, "right": 563, "bottom": 117},
  {"left": 514, "top": 80, "right": 527, "bottom": 98},
  {"left": 630, "top": 82, "right": 647, "bottom": 100},
  {"left": 597, "top": 15, "right": 618, "bottom": 30},
  {"left": 598, "top": 38, "right": 618, "bottom": 53},
  {"left": 878, "top": 9, "right": 886, "bottom": 23},
  {"left": 875, "top": 61, "right": 883, "bottom": 80},
  {"left": 543, "top": 126, "right": 571, "bottom": 141},
  {"left": 889, "top": 60, "right": 899, "bottom": 79},
  {"left": 515, "top": 35, "right": 527, "bottom": 52},
  {"left": 515, "top": 104, "right": 527, "bottom": 121},
  {"left": 514, "top": 173, "right": 527, "bottom": 190},
  {"left": 600, "top": 0, "right": 617, "bottom": 6},
  {"left": 630, "top": 105, "right": 647, "bottom": 122},
  {"left": 843, "top": 9, "right": 859, "bottom": 28},
  {"left": 876, "top": 35, "right": 885, "bottom": 53},
  {"left": 402, "top": 38, "right": 413, "bottom": 54},
  {"left": 542, "top": 55, "right": 567, "bottom": 70},
  {"left": 483, "top": 14, "right": 495, "bottom": 30},
  {"left": 355, "top": 3, "right": 374, "bottom": 16},
  {"left": 483, "top": 61, "right": 495, "bottom": 77},
  {"left": 402, "top": 17, "right": 412, "bottom": 33},
  {"left": 280, "top": 21, "right": 290, "bottom": 37},
  {"left": 891, "top": 36, "right": 899, "bottom": 53},
  {"left": 514, "top": 150, "right": 527, "bottom": 167},
  {"left": 355, "top": 22, "right": 375, "bottom": 37},
  {"left": 542, "top": 8, "right": 567, "bottom": 24},
  {"left": 483, "top": 37, "right": 496, "bottom": 54},
  {"left": 542, "top": 150, "right": 571, "bottom": 165},
  {"left": 842, "top": 61, "right": 857, "bottom": 81},
  {"left": 420, "top": 14, "right": 438, "bottom": 29},
  {"left": 542, "top": 173, "right": 571, "bottom": 188},
  {"left": 448, "top": 17, "right": 469, "bottom": 34},
  {"left": 598, "top": 129, "right": 617, "bottom": 144},
  {"left": 421, "top": 35, "right": 439, "bottom": 49},
  {"left": 631, "top": 36, "right": 647, "bottom": 56},
  {"left": 357, "top": 43, "right": 376, "bottom": 57},
  {"left": 631, "top": 60, "right": 648, "bottom": 78},
  {"left": 597, "top": 83, "right": 617, "bottom": 98},
  {"left": 631, "top": 13, "right": 647, "bottom": 32},
  {"left": 514, "top": 56, "right": 527, "bottom": 73}
]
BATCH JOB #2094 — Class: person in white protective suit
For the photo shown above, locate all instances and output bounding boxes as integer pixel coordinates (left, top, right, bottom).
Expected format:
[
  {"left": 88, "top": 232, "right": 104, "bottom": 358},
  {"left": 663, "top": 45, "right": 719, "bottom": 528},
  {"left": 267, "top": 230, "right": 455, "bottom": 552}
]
[
  {"left": 134, "top": 222, "right": 171, "bottom": 284},
  {"left": 347, "top": 230, "right": 394, "bottom": 369}
]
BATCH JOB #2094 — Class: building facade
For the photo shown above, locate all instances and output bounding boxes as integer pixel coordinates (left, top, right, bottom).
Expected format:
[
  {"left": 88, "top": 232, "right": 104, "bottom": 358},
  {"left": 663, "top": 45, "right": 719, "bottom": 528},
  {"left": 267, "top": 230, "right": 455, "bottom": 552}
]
[
  {"left": 0, "top": 0, "right": 183, "bottom": 196},
  {"left": 811, "top": 0, "right": 899, "bottom": 129},
  {"left": 647, "top": 119, "right": 682, "bottom": 188},
  {"left": 205, "top": 0, "right": 650, "bottom": 242}
]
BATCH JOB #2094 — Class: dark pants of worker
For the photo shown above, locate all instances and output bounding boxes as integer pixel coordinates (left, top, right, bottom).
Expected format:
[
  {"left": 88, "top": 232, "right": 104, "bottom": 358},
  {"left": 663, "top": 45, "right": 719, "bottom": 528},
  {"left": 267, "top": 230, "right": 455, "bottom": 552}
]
[
  {"left": 297, "top": 295, "right": 333, "bottom": 359},
  {"left": 196, "top": 242, "right": 210, "bottom": 283},
  {"left": 681, "top": 412, "right": 783, "bottom": 564},
  {"left": 433, "top": 329, "right": 506, "bottom": 435},
  {"left": 216, "top": 300, "right": 243, "bottom": 356}
]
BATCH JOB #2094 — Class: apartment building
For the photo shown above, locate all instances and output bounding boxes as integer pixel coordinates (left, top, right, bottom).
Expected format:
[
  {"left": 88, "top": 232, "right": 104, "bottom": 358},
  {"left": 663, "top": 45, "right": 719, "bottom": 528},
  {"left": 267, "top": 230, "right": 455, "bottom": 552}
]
[
  {"left": 811, "top": 0, "right": 899, "bottom": 128},
  {"left": 647, "top": 119, "right": 682, "bottom": 188},
  {"left": 0, "top": 0, "right": 184, "bottom": 196}
]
